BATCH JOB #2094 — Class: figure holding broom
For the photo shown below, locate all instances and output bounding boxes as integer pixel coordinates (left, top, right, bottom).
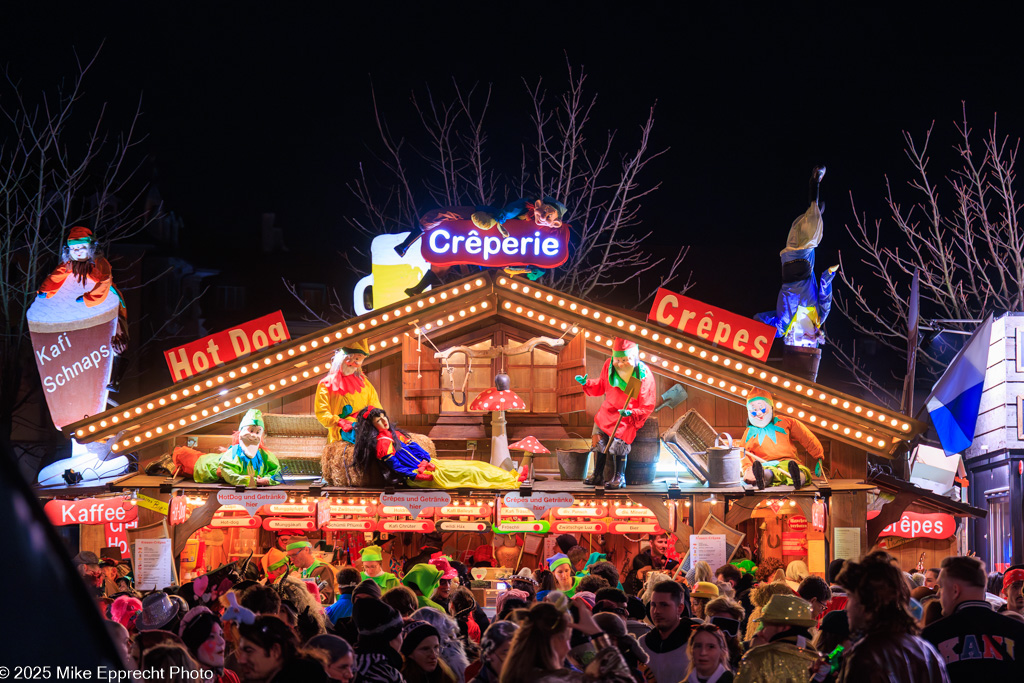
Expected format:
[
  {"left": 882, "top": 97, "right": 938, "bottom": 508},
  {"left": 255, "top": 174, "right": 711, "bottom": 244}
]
[{"left": 575, "top": 338, "right": 656, "bottom": 489}]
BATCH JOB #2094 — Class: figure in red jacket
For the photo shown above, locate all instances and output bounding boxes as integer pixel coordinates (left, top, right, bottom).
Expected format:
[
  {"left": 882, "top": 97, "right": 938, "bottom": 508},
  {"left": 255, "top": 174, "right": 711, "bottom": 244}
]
[{"left": 575, "top": 338, "right": 657, "bottom": 489}]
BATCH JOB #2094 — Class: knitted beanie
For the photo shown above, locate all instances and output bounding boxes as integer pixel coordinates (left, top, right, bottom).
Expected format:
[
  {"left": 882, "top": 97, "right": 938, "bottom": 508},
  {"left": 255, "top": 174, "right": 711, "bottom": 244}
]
[
  {"left": 399, "top": 620, "right": 439, "bottom": 656},
  {"left": 353, "top": 598, "right": 403, "bottom": 641},
  {"left": 352, "top": 578, "right": 383, "bottom": 601}
]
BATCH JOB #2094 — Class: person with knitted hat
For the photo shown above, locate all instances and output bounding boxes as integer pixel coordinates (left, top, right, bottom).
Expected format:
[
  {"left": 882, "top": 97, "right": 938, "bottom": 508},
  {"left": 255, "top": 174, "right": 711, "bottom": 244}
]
[
  {"left": 575, "top": 337, "right": 657, "bottom": 489},
  {"left": 353, "top": 598, "right": 406, "bottom": 682},
  {"left": 179, "top": 606, "right": 238, "bottom": 683},
  {"left": 429, "top": 556, "right": 459, "bottom": 610},
  {"left": 286, "top": 538, "right": 338, "bottom": 605},
  {"left": 401, "top": 619, "right": 459, "bottom": 683},
  {"left": 740, "top": 387, "right": 821, "bottom": 490},
  {"left": 187, "top": 409, "right": 283, "bottom": 486},
  {"left": 316, "top": 341, "right": 381, "bottom": 445},
  {"left": 35, "top": 225, "right": 130, "bottom": 390},
  {"left": 735, "top": 594, "right": 820, "bottom": 682},
  {"left": 359, "top": 545, "right": 401, "bottom": 592},
  {"left": 547, "top": 553, "right": 581, "bottom": 598},
  {"left": 404, "top": 562, "right": 445, "bottom": 611}
]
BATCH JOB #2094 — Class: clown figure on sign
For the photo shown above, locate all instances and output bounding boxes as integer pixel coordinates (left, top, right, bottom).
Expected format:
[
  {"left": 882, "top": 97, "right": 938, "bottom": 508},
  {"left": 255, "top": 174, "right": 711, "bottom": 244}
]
[
  {"left": 576, "top": 338, "right": 656, "bottom": 489},
  {"left": 741, "top": 388, "right": 822, "bottom": 490}
]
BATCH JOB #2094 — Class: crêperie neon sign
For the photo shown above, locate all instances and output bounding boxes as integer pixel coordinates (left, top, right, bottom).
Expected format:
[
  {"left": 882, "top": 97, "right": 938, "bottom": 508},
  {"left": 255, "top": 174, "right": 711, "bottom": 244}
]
[{"left": 421, "top": 210, "right": 569, "bottom": 269}]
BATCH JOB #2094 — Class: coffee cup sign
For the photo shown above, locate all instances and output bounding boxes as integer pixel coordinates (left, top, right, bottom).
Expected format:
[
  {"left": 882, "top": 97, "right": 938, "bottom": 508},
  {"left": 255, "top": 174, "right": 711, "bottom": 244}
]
[
  {"left": 503, "top": 492, "right": 574, "bottom": 519},
  {"left": 379, "top": 491, "right": 452, "bottom": 519},
  {"left": 471, "top": 568, "right": 488, "bottom": 581},
  {"left": 217, "top": 489, "right": 288, "bottom": 517}
]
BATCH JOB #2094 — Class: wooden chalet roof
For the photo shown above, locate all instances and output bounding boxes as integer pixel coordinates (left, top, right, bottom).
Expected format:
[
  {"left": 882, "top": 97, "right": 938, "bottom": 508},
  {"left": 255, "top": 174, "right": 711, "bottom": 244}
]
[{"left": 67, "top": 272, "right": 926, "bottom": 457}]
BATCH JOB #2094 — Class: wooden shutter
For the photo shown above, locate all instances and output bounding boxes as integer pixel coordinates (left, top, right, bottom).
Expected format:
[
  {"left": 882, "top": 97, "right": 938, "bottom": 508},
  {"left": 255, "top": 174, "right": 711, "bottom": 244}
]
[
  {"left": 556, "top": 330, "right": 588, "bottom": 413},
  {"left": 403, "top": 334, "right": 441, "bottom": 415}
]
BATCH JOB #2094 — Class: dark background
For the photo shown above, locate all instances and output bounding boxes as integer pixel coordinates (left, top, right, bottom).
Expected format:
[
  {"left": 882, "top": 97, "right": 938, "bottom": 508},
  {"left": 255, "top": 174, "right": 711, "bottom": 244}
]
[{"left": 2, "top": 3, "right": 1015, "bottom": 392}]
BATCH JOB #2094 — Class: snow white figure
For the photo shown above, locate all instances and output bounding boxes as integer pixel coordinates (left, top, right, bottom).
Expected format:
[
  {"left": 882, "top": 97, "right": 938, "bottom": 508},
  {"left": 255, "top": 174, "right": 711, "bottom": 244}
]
[{"left": 354, "top": 407, "right": 525, "bottom": 489}]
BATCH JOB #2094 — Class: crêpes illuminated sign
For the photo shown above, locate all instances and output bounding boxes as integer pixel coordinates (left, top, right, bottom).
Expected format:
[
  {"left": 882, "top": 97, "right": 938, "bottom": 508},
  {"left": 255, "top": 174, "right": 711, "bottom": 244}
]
[
  {"left": 648, "top": 289, "right": 776, "bottom": 361},
  {"left": 420, "top": 206, "right": 569, "bottom": 269}
]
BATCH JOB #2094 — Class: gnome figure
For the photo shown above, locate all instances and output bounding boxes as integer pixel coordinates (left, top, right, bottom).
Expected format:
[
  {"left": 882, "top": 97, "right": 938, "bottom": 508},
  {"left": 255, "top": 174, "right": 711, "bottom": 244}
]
[
  {"left": 741, "top": 388, "right": 822, "bottom": 490},
  {"left": 315, "top": 340, "right": 382, "bottom": 445},
  {"left": 183, "top": 409, "right": 283, "bottom": 486},
  {"left": 37, "top": 226, "right": 130, "bottom": 390},
  {"left": 575, "top": 338, "right": 656, "bottom": 489}
]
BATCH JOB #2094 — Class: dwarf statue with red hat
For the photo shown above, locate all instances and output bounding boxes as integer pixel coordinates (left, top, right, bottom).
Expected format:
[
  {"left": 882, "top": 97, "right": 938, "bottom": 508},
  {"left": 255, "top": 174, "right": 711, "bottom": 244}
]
[
  {"left": 575, "top": 338, "right": 657, "bottom": 489},
  {"left": 741, "top": 387, "right": 822, "bottom": 490},
  {"left": 36, "top": 226, "right": 130, "bottom": 390}
]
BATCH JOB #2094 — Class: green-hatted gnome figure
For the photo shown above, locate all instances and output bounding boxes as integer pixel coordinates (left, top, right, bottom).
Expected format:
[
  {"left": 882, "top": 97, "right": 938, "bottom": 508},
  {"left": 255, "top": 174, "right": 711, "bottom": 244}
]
[{"left": 188, "top": 409, "right": 283, "bottom": 486}]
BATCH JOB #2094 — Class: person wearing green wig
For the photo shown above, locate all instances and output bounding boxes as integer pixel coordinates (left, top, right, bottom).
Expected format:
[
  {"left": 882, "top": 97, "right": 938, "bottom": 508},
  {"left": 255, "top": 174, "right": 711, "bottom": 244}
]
[{"left": 402, "top": 563, "right": 445, "bottom": 610}]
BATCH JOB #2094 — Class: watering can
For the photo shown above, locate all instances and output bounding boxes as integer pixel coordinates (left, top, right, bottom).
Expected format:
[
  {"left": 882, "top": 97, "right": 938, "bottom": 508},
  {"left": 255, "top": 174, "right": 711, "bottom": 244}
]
[{"left": 654, "top": 383, "right": 688, "bottom": 412}]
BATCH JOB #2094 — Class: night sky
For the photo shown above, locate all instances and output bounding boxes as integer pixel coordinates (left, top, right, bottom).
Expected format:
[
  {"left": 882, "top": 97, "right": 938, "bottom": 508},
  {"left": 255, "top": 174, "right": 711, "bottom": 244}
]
[{"left": 3, "top": 4, "right": 1018, "bottom": 390}]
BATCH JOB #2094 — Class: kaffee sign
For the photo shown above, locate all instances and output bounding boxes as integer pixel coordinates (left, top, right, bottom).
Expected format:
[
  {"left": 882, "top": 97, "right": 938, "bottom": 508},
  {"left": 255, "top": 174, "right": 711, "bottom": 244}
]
[{"left": 648, "top": 289, "right": 776, "bottom": 361}]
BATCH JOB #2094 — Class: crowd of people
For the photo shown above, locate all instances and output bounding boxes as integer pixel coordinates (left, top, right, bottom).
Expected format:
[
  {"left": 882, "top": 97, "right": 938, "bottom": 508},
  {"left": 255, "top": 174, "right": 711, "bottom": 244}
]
[{"left": 71, "top": 529, "right": 1024, "bottom": 682}]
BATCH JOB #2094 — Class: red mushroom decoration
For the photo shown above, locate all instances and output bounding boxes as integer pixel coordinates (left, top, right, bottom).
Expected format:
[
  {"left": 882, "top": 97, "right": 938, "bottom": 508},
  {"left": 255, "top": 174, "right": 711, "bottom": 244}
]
[
  {"left": 470, "top": 373, "right": 527, "bottom": 471},
  {"left": 508, "top": 436, "right": 550, "bottom": 483},
  {"left": 469, "top": 373, "right": 527, "bottom": 411}
]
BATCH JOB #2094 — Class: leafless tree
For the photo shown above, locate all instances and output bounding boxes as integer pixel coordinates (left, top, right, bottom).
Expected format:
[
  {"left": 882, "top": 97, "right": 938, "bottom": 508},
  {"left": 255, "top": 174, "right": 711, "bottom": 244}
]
[
  {"left": 834, "top": 106, "right": 1021, "bottom": 407},
  {"left": 296, "top": 60, "right": 690, "bottom": 321},
  {"left": 0, "top": 50, "right": 157, "bottom": 454}
]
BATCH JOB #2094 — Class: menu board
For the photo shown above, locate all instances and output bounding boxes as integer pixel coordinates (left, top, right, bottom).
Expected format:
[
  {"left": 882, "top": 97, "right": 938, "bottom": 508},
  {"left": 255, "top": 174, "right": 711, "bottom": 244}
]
[
  {"left": 833, "top": 527, "right": 861, "bottom": 561},
  {"left": 690, "top": 534, "right": 727, "bottom": 572},
  {"left": 134, "top": 538, "right": 174, "bottom": 591}
]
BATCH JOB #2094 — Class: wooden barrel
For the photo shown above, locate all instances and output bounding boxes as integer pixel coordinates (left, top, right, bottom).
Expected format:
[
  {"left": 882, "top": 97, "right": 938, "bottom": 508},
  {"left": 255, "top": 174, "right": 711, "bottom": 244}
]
[
  {"left": 782, "top": 346, "right": 821, "bottom": 383},
  {"left": 625, "top": 417, "right": 660, "bottom": 485}
]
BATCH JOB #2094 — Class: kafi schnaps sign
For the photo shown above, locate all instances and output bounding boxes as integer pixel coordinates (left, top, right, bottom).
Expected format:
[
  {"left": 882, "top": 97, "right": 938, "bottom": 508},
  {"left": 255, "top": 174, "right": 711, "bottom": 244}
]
[
  {"left": 648, "top": 289, "right": 776, "bottom": 361},
  {"left": 164, "top": 310, "right": 290, "bottom": 382},
  {"left": 420, "top": 207, "right": 570, "bottom": 269}
]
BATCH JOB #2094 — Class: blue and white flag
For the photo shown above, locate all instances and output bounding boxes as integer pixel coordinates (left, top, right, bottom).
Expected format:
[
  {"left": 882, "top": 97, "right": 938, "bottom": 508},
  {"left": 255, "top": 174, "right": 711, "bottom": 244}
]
[{"left": 925, "top": 315, "right": 993, "bottom": 456}]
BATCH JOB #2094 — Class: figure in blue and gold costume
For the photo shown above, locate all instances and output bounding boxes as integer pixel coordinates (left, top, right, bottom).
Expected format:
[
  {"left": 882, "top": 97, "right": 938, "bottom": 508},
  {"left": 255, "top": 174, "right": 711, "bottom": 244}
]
[{"left": 755, "top": 166, "right": 838, "bottom": 349}]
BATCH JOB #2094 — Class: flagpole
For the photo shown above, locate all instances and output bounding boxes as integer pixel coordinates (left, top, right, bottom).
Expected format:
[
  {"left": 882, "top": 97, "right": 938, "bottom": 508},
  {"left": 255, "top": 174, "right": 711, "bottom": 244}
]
[{"left": 900, "top": 269, "right": 920, "bottom": 416}]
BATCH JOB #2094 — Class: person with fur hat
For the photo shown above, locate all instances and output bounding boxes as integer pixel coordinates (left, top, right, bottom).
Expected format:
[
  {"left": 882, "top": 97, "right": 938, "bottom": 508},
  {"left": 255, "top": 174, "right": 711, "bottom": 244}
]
[
  {"left": 110, "top": 595, "right": 144, "bottom": 634},
  {"left": 36, "top": 226, "right": 129, "bottom": 389},
  {"left": 286, "top": 538, "right": 337, "bottom": 605},
  {"left": 353, "top": 597, "right": 406, "bottom": 682},
  {"left": 179, "top": 606, "right": 238, "bottom": 683},
  {"left": 576, "top": 338, "right": 657, "bottom": 489},
  {"left": 360, "top": 545, "right": 401, "bottom": 592},
  {"left": 404, "top": 562, "right": 445, "bottom": 610},
  {"left": 187, "top": 409, "right": 283, "bottom": 486},
  {"left": 735, "top": 594, "right": 820, "bottom": 682},
  {"left": 740, "top": 388, "right": 822, "bottom": 490},
  {"left": 401, "top": 619, "right": 459, "bottom": 683}
]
